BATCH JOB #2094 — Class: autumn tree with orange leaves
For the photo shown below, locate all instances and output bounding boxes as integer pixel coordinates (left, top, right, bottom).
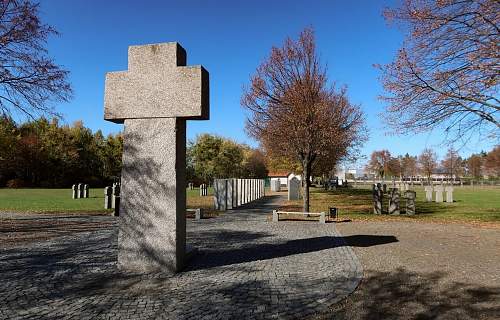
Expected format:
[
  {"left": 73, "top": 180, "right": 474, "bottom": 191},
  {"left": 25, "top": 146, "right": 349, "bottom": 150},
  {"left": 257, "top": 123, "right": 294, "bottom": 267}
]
[
  {"left": 242, "top": 28, "right": 366, "bottom": 212},
  {"left": 379, "top": 0, "right": 499, "bottom": 141}
]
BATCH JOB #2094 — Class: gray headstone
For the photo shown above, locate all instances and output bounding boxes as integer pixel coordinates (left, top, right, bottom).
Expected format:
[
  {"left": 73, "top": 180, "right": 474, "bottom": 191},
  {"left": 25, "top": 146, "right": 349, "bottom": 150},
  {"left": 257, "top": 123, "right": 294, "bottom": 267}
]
[
  {"left": 245, "top": 179, "right": 250, "bottom": 204},
  {"left": 77, "top": 183, "right": 84, "bottom": 199},
  {"left": 272, "top": 210, "right": 279, "bottom": 222},
  {"left": 405, "top": 190, "right": 416, "bottom": 215},
  {"left": 288, "top": 177, "right": 301, "bottom": 200},
  {"left": 71, "top": 184, "right": 77, "bottom": 199},
  {"left": 445, "top": 186, "right": 454, "bottom": 203},
  {"left": 424, "top": 186, "right": 433, "bottom": 202},
  {"left": 388, "top": 188, "right": 400, "bottom": 215},
  {"left": 104, "top": 42, "right": 209, "bottom": 273},
  {"left": 435, "top": 185, "right": 444, "bottom": 203},
  {"left": 112, "top": 184, "right": 120, "bottom": 209},
  {"left": 236, "top": 179, "right": 242, "bottom": 206},
  {"left": 271, "top": 179, "right": 280, "bottom": 192},
  {"left": 104, "top": 186, "right": 112, "bottom": 209},
  {"left": 227, "top": 179, "right": 233, "bottom": 210},
  {"left": 214, "top": 179, "right": 227, "bottom": 211},
  {"left": 195, "top": 208, "right": 202, "bottom": 220},
  {"left": 83, "top": 184, "right": 89, "bottom": 198},
  {"left": 373, "top": 184, "right": 383, "bottom": 214}
]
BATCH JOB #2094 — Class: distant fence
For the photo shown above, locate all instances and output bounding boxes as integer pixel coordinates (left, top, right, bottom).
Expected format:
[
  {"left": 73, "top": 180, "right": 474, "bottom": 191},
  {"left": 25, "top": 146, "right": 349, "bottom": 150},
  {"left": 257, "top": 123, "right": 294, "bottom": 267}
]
[{"left": 213, "top": 178, "right": 265, "bottom": 211}]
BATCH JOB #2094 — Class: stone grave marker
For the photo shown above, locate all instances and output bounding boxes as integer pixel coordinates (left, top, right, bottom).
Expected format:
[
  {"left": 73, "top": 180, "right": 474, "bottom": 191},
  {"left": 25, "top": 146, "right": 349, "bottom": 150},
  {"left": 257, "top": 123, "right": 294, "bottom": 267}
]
[
  {"left": 424, "top": 185, "right": 433, "bottom": 202},
  {"left": 83, "top": 184, "right": 89, "bottom": 198},
  {"left": 388, "top": 188, "right": 400, "bottom": 215},
  {"left": 372, "top": 184, "right": 383, "bottom": 214},
  {"left": 104, "top": 42, "right": 209, "bottom": 272},
  {"left": 405, "top": 190, "right": 416, "bottom": 215},
  {"left": 435, "top": 185, "right": 444, "bottom": 203},
  {"left": 104, "top": 187, "right": 112, "bottom": 209},
  {"left": 72, "top": 184, "right": 77, "bottom": 199},
  {"left": 112, "top": 184, "right": 120, "bottom": 209},
  {"left": 288, "top": 177, "right": 301, "bottom": 200},
  {"left": 445, "top": 186, "right": 454, "bottom": 203},
  {"left": 77, "top": 183, "right": 83, "bottom": 199}
]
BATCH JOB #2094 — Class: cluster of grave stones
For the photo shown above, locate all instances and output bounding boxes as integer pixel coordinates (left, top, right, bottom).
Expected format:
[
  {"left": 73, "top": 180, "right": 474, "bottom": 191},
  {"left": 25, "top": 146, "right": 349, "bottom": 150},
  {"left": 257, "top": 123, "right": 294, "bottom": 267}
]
[
  {"left": 424, "top": 185, "right": 454, "bottom": 203},
  {"left": 199, "top": 183, "right": 208, "bottom": 196},
  {"left": 270, "top": 179, "right": 281, "bottom": 192},
  {"left": 104, "top": 183, "right": 121, "bottom": 216},
  {"left": 213, "top": 178, "right": 265, "bottom": 211},
  {"left": 187, "top": 182, "right": 194, "bottom": 190},
  {"left": 71, "top": 183, "right": 89, "bottom": 199},
  {"left": 372, "top": 183, "right": 416, "bottom": 215}
]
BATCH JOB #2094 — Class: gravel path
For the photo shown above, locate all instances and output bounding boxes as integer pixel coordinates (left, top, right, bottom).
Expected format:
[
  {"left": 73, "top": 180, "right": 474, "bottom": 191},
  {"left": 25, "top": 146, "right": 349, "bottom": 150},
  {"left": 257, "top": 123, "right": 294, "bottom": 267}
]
[
  {"left": 0, "top": 195, "right": 362, "bottom": 320},
  {"left": 314, "top": 221, "right": 500, "bottom": 320}
]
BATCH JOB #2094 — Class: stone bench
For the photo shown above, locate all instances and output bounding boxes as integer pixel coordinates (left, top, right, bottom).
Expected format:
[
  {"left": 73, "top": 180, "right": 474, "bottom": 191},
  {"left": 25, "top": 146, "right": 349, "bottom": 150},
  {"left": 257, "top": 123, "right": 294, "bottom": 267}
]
[
  {"left": 186, "top": 208, "right": 203, "bottom": 220},
  {"left": 272, "top": 210, "right": 326, "bottom": 224}
]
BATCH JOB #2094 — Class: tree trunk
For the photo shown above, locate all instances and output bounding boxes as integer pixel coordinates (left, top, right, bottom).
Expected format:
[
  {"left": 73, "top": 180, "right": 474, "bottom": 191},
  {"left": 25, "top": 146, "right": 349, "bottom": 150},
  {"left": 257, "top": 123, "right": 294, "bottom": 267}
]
[{"left": 302, "top": 159, "right": 311, "bottom": 212}]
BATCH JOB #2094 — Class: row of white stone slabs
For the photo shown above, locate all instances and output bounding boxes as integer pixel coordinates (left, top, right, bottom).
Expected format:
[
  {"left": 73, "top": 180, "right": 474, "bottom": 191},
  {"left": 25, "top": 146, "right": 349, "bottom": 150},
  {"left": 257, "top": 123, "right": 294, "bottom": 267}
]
[
  {"left": 213, "top": 178, "right": 265, "bottom": 211},
  {"left": 424, "top": 185, "right": 454, "bottom": 203},
  {"left": 71, "top": 183, "right": 90, "bottom": 199}
]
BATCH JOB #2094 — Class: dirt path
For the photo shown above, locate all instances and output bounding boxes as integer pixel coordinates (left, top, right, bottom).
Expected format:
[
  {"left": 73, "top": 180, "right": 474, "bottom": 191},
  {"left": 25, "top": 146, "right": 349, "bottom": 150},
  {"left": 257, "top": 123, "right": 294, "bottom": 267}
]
[{"left": 315, "top": 221, "right": 500, "bottom": 319}]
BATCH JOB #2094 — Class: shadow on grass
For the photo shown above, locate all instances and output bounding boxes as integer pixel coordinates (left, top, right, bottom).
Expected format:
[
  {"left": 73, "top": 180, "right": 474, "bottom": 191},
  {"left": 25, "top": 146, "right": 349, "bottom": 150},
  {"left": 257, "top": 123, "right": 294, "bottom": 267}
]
[{"left": 317, "top": 267, "right": 500, "bottom": 320}]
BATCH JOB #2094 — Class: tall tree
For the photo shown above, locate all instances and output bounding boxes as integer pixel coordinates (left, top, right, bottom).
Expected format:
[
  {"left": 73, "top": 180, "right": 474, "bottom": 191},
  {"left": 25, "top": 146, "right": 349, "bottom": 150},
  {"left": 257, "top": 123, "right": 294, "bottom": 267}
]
[
  {"left": 441, "top": 147, "right": 463, "bottom": 180},
  {"left": 418, "top": 148, "right": 438, "bottom": 183},
  {"left": 0, "top": 0, "right": 72, "bottom": 118},
  {"left": 400, "top": 153, "right": 418, "bottom": 179},
  {"left": 189, "top": 134, "right": 245, "bottom": 183},
  {"left": 484, "top": 146, "right": 500, "bottom": 177},
  {"left": 242, "top": 28, "right": 366, "bottom": 212},
  {"left": 467, "top": 153, "right": 484, "bottom": 179},
  {"left": 367, "top": 150, "right": 392, "bottom": 180},
  {"left": 379, "top": 0, "right": 499, "bottom": 141}
]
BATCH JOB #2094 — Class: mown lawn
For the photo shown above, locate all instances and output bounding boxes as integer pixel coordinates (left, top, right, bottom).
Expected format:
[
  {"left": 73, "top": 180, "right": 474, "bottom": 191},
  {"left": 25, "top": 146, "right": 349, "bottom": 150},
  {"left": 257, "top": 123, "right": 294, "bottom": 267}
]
[
  {"left": 0, "top": 187, "right": 216, "bottom": 214},
  {"left": 281, "top": 185, "right": 500, "bottom": 225}
]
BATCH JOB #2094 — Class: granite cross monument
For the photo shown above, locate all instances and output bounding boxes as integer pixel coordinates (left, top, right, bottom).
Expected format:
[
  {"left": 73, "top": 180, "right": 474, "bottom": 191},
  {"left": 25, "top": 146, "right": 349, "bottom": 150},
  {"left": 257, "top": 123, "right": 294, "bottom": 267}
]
[{"left": 104, "top": 42, "right": 209, "bottom": 272}]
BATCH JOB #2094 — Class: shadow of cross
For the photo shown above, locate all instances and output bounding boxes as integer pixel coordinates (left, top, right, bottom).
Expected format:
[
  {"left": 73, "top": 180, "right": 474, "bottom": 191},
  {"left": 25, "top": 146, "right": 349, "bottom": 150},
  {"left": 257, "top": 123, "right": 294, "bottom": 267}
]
[{"left": 104, "top": 42, "right": 209, "bottom": 273}]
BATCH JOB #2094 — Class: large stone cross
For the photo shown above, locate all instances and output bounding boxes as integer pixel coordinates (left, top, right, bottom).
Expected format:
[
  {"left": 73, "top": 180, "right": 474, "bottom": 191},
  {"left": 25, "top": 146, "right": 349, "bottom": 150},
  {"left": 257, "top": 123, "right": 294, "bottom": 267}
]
[{"left": 104, "top": 42, "right": 209, "bottom": 272}]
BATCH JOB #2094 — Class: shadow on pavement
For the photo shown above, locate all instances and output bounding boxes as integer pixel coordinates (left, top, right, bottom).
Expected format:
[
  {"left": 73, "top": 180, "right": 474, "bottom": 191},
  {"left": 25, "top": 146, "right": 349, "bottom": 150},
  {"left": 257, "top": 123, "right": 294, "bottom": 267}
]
[
  {"left": 314, "top": 267, "right": 500, "bottom": 320},
  {"left": 188, "top": 232, "right": 398, "bottom": 270}
]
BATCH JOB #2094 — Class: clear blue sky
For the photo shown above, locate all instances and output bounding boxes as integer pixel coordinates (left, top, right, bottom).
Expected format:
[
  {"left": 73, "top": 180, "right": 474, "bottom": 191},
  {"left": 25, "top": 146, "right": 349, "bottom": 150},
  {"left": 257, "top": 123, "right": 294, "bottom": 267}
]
[{"left": 38, "top": 0, "right": 494, "bottom": 164}]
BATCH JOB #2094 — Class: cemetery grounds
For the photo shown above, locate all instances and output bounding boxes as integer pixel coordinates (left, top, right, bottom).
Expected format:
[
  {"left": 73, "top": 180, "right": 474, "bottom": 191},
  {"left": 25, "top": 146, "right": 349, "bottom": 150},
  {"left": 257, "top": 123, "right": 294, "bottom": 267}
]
[{"left": 0, "top": 186, "right": 499, "bottom": 319}]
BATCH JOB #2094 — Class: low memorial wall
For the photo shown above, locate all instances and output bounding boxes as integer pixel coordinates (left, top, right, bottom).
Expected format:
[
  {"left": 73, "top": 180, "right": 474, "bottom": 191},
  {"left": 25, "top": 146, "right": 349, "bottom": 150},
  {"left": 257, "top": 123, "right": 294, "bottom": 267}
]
[{"left": 213, "top": 178, "right": 265, "bottom": 211}]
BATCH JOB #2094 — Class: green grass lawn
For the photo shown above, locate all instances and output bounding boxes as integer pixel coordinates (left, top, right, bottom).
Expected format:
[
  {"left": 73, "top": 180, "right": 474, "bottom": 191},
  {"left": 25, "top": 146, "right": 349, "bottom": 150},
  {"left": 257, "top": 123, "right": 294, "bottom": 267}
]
[
  {"left": 0, "top": 187, "right": 216, "bottom": 214},
  {"left": 282, "top": 185, "right": 500, "bottom": 224}
]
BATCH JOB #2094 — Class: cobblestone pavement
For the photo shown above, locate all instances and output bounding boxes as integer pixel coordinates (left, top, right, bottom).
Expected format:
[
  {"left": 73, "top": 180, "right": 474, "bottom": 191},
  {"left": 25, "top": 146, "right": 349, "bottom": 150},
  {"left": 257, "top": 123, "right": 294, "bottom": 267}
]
[
  {"left": 0, "top": 195, "right": 362, "bottom": 320},
  {"left": 314, "top": 221, "right": 500, "bottom": 320}
]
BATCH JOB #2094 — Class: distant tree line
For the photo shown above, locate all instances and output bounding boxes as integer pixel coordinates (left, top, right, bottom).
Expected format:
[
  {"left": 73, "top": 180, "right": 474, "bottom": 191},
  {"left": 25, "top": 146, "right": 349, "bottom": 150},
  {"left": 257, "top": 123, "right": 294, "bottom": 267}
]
[
  {"left": 0, "top": 117, "right": 268, "bottom": 188},
  {"left": 187, "top": 134, "right": 268, "bottom": 185},
  {"left": 0, "top": 117, "right": 122, "bottom": 188},
  {"left": 366, "top": 146, "right": 500, "bottom": 181}
]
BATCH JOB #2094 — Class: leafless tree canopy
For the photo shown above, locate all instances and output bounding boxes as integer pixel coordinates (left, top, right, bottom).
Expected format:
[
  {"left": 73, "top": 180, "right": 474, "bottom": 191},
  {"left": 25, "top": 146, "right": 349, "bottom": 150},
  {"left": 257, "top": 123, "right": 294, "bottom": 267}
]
[
  {"left": 0, "top": 0, "right": 71, "bottom": 118},
  {"left": 242, "top": 28, "right": 366, "bottom": 211},
  {"left": 379, "top": 0, "right": 499, "bottom": 142}
]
